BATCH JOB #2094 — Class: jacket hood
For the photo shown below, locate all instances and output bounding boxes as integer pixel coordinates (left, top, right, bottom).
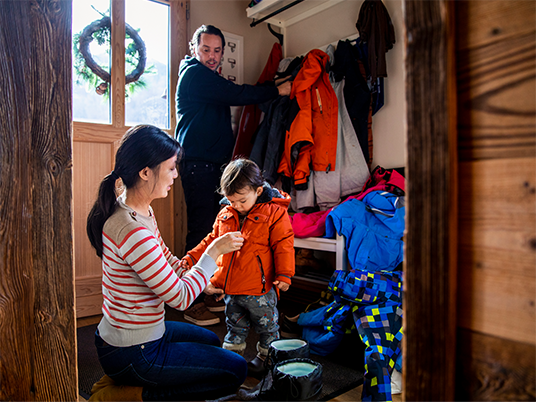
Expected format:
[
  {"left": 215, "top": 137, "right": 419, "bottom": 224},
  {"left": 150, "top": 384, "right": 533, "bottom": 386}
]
[
  {"left": 179, "top": 56, "right": 217, "bottom": 76},
  {"left": 220, "top": 182, "right": 291, "bottom": 209},
  {"left": 179, "top": 56, "right": 197, "bottom": 75}
]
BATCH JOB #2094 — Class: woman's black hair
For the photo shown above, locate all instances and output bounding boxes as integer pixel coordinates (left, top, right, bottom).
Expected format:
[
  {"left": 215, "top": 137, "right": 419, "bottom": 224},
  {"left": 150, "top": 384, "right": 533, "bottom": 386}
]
[
  {"left": 189, "top": 24, "right": 226, "bottom": 55},
  {"left": 219, "top": 158, "right": 264, "bottom": 196},
  {"left": 86, "top": 124, "right": 181, "bottom": 258}
]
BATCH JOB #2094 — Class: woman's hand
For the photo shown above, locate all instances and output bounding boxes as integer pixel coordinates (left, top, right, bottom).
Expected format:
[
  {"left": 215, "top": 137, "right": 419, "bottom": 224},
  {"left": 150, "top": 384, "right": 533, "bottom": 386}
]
[
  {"left": 206, "top": 231, "right": 244, "bottom": 260},
  {"left": 204, "top": 282, "right": 225, "bottom": 301}
]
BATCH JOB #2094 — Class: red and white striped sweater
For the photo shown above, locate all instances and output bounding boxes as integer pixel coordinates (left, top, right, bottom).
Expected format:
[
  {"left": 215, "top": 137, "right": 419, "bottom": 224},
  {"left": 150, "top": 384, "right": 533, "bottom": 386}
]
[{"left": 97, "top": 198, "right": 217, "bottom": 347}]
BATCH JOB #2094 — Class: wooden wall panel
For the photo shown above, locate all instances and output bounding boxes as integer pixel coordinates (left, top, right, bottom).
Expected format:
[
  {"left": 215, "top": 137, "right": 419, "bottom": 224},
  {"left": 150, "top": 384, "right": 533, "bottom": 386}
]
[
  {"left": 73, "top": 142, "right": 113, "bottom": 278},
  {"left": 456, "top": 329, "right": 536, "bottom": 400},
  {"left": 455, "top": 0, "right": 536, "bottom": 399},
  {"left": 0, "top": 1, "right": 77, "bottom": 400},
  {"left": 456, "top": 1, "right": 536, "bottom": 161}
]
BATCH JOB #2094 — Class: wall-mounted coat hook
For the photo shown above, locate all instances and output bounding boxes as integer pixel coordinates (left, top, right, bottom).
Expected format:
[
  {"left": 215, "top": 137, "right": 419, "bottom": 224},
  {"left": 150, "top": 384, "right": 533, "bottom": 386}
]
[{"left": 267, "top": 23, "right": 283, "bottom": 46}]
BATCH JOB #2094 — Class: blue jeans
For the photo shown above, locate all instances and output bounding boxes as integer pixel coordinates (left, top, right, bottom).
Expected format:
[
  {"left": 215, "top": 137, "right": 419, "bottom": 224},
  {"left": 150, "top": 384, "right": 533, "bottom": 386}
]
[
  {"left": 179, "top": 160, "right": 223, "bottom": 252},
  {"left": 224, "top": 287, "right": 280, "bottom": 350},
  {"left": 95, "top": 321, "right": 247, "bottom": 401}
]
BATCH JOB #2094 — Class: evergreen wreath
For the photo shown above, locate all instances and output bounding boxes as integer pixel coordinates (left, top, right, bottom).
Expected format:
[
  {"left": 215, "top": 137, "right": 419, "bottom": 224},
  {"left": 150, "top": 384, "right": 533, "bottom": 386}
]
[{"left": 74, "top": 13, "right": 154, "bottom": 97}]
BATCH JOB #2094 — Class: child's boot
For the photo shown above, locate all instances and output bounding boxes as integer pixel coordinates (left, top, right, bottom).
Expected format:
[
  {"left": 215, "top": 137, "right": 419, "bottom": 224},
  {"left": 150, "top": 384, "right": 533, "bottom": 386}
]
[
  {"left": 269, "top": 358, "right": 323, "bottom": 400},
  {"left": 268, "top": 338, "right": 309, "bottom": 365},
  {"left": 223, "top": 341, "right": 247, "bottom": 356},
  {"left": 247, "top": 342, "right": 269, "bottom": 379}
]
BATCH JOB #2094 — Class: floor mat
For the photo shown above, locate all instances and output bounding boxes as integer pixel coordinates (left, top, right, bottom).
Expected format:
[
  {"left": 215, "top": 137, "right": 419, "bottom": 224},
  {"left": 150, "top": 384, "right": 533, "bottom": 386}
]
[{"left": 77, "top": 309, "right": 364, "bottom": 401}]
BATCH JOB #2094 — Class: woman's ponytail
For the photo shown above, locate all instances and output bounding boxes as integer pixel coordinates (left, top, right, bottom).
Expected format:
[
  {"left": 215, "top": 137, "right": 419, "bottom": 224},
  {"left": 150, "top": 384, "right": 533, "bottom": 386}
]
[{"left": 86, "top": 173, "right": 119, "bottom": 258}]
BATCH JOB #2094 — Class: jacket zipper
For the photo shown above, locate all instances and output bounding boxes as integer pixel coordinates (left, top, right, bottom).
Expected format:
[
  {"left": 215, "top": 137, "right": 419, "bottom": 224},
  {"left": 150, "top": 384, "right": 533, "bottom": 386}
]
[
  {"left": 315, "top": 87, "right": 323, "bottom": 114},
  {"left": 223, "top": 251, "right": 236, "bottom": 293},
  {"left": 223, "top": 209, "right": 246, "bottom": 293},
  {"left": 256, "top": 255, "right": 266, "bottom": 293}
]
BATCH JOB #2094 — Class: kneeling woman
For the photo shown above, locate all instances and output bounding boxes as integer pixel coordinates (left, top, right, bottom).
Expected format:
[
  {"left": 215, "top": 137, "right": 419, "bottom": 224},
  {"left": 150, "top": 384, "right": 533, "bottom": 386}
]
[{"left": 86, "top": 125, "right": 247, "bottom": 401}]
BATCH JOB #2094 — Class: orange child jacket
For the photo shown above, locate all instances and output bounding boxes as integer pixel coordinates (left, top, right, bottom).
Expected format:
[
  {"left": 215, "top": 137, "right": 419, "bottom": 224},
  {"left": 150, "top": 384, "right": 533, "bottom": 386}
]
[
  {"left": 184, "top": 186, "right": 295, "bottom": 297},
  {"left": 278, "top": 49, "right": 338, "bottom": 187}
]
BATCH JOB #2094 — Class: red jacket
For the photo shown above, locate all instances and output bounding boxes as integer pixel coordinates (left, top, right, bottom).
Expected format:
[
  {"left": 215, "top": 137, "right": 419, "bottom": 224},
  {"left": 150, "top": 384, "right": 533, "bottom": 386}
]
[
  {"left": 184, "top": 185, "right": 295, "bottom": 296},
  {"left": 278, "top": 49, "right": 338, "bottom": 186},
  {"left": 233, "top": 43, "right": 283, "bottom": 159}
]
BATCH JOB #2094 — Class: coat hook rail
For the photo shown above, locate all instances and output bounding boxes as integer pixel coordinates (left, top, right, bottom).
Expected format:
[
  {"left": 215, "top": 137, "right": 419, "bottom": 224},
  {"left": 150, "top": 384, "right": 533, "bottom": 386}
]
[{"left": 250, "top": 0, "right": 305, "bottom": 27}]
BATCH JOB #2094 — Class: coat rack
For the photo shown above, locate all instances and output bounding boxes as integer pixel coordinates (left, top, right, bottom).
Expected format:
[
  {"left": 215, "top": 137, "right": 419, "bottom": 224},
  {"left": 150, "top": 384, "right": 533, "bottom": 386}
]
[
  {"left": 267, "top": 23, "right": 284, "bottom": 45},
  {"left": 249, "top": 0, "right": 304, "bottom": 27}
]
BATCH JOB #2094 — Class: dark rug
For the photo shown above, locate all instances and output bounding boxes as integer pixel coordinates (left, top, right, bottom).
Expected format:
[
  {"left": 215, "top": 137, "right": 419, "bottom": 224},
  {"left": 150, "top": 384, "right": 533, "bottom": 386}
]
[{"left": 77, "top": 308, "right": 364, "bottom": 401}]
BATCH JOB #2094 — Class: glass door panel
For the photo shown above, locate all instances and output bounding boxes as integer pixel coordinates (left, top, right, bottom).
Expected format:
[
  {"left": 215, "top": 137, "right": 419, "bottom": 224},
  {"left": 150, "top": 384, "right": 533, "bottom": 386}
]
[
  {"left": 72, "top": 0, "right": 112, "bottom": 124},
  {"left": 125, "top": 0, "right": 170, "bottom": 129}
]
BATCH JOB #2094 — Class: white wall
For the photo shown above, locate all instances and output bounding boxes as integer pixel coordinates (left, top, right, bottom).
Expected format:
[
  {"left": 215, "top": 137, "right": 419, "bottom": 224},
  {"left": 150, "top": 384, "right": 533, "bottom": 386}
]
[{"left": 189, "top": 0, "right": 406, "bottom": 169}]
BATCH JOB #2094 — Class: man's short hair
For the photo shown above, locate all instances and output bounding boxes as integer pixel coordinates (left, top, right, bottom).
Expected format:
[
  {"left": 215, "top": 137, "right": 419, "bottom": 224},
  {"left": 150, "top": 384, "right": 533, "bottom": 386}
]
[{"left": 189, "top": 25, "right": 225, "bottom": 55}]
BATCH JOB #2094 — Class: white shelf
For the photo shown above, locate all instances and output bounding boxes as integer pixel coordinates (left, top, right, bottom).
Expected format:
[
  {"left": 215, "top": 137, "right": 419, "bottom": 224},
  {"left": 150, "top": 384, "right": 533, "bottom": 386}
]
[
  {"left": 294, "top": 234, "right": 347, "bottom": 270},
  {"left": 247, "top": 0, "right": 345, "bottom": 28}
]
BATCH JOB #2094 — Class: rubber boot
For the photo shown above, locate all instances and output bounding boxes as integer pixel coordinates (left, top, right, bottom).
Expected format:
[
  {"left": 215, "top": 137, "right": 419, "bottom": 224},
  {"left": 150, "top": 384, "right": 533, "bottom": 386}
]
[
  {"left": 247, "top": 343, "right": 269, "bottom": 379},
  {"left": 267, "top": 338, "right": 310, "bottom": 368},
  {"left": 271, "top": 358, "right": 323, "bottom": 401},
  {"left": 253, "top": 357, "right": 322, "bottom": 401}
]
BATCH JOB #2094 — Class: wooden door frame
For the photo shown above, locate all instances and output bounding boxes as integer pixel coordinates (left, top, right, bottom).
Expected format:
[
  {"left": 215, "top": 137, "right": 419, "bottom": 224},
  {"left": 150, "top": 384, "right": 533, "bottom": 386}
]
[
  {"left": 403, "top": 0, "right": 458, "bottom": 400},
  {"left": 1, "top": 0, "right": 458, "bottom": 399}
]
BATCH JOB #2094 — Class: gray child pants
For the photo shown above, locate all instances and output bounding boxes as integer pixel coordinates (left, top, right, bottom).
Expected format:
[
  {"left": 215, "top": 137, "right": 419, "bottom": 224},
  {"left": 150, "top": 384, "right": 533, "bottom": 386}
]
[{"left": 223, "top": 287, "right": 280, "bottom": 351}]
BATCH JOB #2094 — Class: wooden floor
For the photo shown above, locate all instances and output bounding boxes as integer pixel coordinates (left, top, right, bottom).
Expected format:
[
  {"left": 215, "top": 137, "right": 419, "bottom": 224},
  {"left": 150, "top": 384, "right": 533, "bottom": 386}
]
[
  {"left": 79, "top": 383, "right": 402, "bottom": 401},
  {"left": 76, "top": 316, "right": 402, "bottom": 402}
]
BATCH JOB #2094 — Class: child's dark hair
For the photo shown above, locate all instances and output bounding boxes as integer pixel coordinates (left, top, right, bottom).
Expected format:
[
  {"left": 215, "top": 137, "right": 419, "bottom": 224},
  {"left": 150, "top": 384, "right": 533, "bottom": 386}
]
[
  {"left": 86, "top": 124, "right": 181, "bottom": 258},
  {"left": 219, "top": 158, "right": 264, "bottom": 196},
  {"left": 189, "top": 25, "right": 225, "bottom": 55}
]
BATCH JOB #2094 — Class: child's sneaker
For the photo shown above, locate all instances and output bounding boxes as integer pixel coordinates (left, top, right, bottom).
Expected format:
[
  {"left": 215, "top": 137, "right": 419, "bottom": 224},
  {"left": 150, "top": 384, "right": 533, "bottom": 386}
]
[
  {"left": 204, "top": 295, "right": 226, "bottom": 312},
  {"left": 184, "top": 302, "right": 220, "bottom": 326}
]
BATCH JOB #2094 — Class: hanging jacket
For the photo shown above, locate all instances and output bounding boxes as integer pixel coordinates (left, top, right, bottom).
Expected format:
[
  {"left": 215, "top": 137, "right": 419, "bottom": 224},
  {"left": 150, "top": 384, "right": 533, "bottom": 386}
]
[
  {"left": 250, "top": 95, "right": 291, "bottom": 185},
  {"left": 331, "top": 40, "right": 373, "bottom": 165},
  {"left": 233, "top": 43, "right": 283, "bottom": 158},
  {"left": 356, "top": 0, "right": 396, "bottom": 81},
  {"left": 278, "top": 49, "right": 338, "bottom": 188},
  {"left": 310, "top": 78, "right": 370, "bottom": 211},
  {"left": 184, "top": 184, "right": 295, "bottom": 296}
]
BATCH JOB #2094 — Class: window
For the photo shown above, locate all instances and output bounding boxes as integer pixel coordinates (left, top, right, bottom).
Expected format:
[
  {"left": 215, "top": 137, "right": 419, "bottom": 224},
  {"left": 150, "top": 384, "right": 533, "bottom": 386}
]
[
  {"left": 72, "top": 0, "right": 112, "bottom": 124},
  {"left": 72, "top": 0, "right": 170, "bottom": 129}
]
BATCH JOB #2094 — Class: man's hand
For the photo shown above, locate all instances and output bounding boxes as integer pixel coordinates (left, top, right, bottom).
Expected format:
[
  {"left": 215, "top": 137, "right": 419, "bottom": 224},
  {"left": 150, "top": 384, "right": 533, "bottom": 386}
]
[
  {"left": 204, "top": 282, "right": 225, "bottom": 301},
  {"left": 273, "top": 280, "right": 290, "bottom": 292},
  {"left": 277, "top": 81, "right": 292, "bottom": 96}
]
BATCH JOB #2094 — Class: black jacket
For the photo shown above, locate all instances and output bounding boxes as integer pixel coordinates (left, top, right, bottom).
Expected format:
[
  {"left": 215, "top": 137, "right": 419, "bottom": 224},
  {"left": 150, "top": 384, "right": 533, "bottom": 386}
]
[{"left": 175, "top": 56, "right": 279, "bottom": 164}]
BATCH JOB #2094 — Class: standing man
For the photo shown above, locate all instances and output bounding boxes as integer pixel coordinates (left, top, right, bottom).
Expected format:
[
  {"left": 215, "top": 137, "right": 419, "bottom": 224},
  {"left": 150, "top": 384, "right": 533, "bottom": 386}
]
[{"left": 175, "top": 25, "right": 291, "bottom": 326}]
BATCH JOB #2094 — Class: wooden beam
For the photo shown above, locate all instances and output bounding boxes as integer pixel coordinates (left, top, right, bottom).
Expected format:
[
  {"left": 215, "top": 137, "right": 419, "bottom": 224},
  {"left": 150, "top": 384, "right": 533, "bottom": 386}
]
[
  {"left": 111, "top": 0, "right": 126, "bottom": 128},
  {"left": 403, "top": 1, "right": 458, "bottom": 400},
  {"left": 0, "top": 0, "right": 77, "bottom": 400}
]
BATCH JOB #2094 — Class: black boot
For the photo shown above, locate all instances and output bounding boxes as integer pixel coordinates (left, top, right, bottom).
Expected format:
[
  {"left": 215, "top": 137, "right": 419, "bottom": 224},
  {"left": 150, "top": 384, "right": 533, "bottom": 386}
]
[
  {"left": 270, "top": 358, "right": 323, "bottom": 401},
  {"left": 267, "top": 339, "right": 310, "bottom": 368},
  {"left": 247, "top": 343, "right": 269, "bottom": 380}
]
